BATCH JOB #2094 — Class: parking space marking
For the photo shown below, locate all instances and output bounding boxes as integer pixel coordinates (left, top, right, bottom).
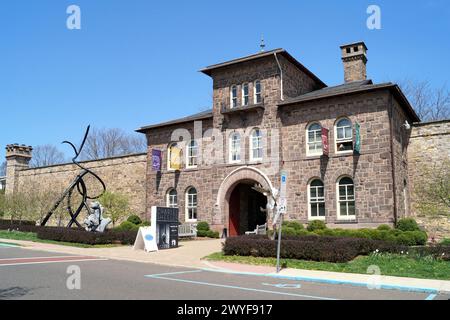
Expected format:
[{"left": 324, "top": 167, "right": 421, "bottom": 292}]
[
  {"left": 0, "top": 243, "right": 18, "bottom": 248},
  {"left": 145, "top": 270, "right": 203, "bottom": 278},
  {"left": 425, "top": 294, "right": 437, "bottom": 300},
  {"left": 0, "top": 256, "right": 108, "bottom": 267},
  {"left": 145, "top": 273, "right": 338, "bottom": 300}
]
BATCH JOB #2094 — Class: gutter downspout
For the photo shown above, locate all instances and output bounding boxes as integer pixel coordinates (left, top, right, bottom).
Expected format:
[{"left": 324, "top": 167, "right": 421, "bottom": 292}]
[
  {"left": 274, "top": 53, "right": 284, "bottom": 101},
  {"left": 388, "top": 93, "right": 399, "bottom": 226}
]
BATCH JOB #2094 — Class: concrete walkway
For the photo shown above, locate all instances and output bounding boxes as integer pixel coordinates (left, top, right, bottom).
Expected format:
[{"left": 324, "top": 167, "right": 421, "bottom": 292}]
[{"left": 2, "top": 238, "right": 223, "bottom": 269}]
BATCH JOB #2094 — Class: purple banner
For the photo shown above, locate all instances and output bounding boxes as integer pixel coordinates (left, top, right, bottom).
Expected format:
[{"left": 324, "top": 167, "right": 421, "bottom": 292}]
[{"left": 152, "top": 149, "right": 162, "bottom": 171}]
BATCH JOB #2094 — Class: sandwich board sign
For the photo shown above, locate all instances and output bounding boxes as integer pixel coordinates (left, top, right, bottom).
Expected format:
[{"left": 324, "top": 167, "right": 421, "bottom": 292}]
[
  {"left": 133, "top": 227, "right": 158, "bottom": 252},
  {"left": 152, "top": 206, "right": 179, "bottom": 250}
]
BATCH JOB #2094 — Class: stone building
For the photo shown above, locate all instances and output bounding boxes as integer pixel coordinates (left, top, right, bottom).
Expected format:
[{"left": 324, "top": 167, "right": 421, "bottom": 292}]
[{"left": 137, "top": 42, "right": 431, "bottom": 236}]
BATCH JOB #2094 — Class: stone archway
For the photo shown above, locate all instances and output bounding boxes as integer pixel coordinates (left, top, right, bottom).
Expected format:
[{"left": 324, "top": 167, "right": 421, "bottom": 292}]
[{"left": 215, "top": 167, "right": 274, "bottom": 236}]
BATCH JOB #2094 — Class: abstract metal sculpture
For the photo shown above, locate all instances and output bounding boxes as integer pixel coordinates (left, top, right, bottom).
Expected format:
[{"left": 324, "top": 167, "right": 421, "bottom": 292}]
[{"left": 41, "top": 126, "right": 109, "bottom": 231}]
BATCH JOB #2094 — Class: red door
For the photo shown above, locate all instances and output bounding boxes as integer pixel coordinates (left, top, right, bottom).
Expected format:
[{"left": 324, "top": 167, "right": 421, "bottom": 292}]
[{"left": 229, "top": 186, "right": 240, "bottom": 237}]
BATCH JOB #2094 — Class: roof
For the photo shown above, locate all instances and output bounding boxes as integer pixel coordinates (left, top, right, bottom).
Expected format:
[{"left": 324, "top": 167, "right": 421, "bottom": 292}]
[
  {"left": 279, "top": 80, "right": 421, "bottom": 123},
  {"left": 136, "top": 109, "right": 213, "bottom": 133},
  {"left": 200, "top": 48, "right": 326, "bottom": 88},
  {"left": 340, "top": 41, "right": 368, "bottom": 51}
]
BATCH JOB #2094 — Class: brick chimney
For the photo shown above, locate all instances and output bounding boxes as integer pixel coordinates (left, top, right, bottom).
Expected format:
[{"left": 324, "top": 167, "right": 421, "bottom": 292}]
[
  {"left": 5, "top": 144, "right": 32, "bottom": 195},
  {"left": 340, "top": 42, "right": 368, "bottom": 83}
]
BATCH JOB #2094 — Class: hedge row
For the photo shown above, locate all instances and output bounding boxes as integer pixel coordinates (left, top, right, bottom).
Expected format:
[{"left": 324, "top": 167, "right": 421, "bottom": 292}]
[
  {"left": 36, "top": 227, "right": 138, "bottom": 245},
  {"left": 224, "top": 235, "right": 450, "bottom": 263},
  {"left": 0, "top": 219, "right": 36, "bottom": 227}
]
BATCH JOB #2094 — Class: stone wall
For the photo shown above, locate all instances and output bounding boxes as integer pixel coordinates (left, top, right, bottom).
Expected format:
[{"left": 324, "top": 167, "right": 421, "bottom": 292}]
[
  {"left": 408, "top": 120, "right": 450, "bottom": 239},
  {"left": 10, "top": 153, "right": 147, "bottom": 217}
]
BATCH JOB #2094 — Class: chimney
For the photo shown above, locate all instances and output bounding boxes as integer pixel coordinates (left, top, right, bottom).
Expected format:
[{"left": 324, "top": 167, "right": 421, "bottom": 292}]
[
  {"left": 5, "top": 144, "right": 33, "bottom": 195},
  {"left": 340, "top": 42, "right": 368, "bottom": 83}
]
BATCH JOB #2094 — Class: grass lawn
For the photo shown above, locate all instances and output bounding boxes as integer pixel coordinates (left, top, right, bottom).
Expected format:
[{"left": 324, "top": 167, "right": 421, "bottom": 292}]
[
  {"left": 0, "top": 230, "right": 121, "bottom": 249},
  {"left": 205, "top": 252, "right": 450, "bottom": 281}
]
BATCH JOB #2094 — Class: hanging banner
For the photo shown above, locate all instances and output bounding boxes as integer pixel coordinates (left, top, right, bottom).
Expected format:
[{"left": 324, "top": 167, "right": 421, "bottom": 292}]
[
  {"left": 321, "top": 128, "right": 329, "bottom": 157},
  {"left": 152, "top": 149, "right": 162, "bottom": 171},
  {"left": 354, "top": 122, "right": 361, "bottom": 154},
  {"left": 170, "top": 147, "right": 182, "bottom": 170}
]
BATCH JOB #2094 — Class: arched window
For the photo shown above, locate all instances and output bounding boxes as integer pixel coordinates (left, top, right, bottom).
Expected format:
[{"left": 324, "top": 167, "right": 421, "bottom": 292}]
[
  {"left": 307, "top": 123, "right": 323, "bottom": 156},
  {"left": 186, "top": 187, "right": 198, "bottom": 222},
  {"left": 229, "top": 132, "right": 241, "bottom": 163},
  {"left": 337, "top": 177, "right": 356, "bottom": 219},
  {"left": 254, "top": 80, "right": 262, "bottom": 104},
  {"left": 308, "top": 179, "right": 325, "bottom": 220},
  {"left": 166, "top": 189, "right": 178, "bottom": 208},
  {"left": 186, "top": 140, "right": 198, "bottom": 168},
  {"left": 335, "top": 118, "right": 353, "bottom": 153},
  {"left": 230, "top": 85, "right": 238, "bottom": 108},
  {"left": 242, "top": 83, "right": 249, "bottom": 106},
  {"left": 168, "top": 142, "right": 181, "bottom": 171},
  {"left": 250, "top": 128, "right": 263, "bottom": 161}
]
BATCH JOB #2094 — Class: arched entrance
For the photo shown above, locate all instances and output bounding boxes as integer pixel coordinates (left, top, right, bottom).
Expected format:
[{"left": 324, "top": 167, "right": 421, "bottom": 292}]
[
  {"left": 215, "top": 167, "right": 274, "bottom": 237},
  {"left": 229, "top": 181, "right": 268, "bottom": 236}
]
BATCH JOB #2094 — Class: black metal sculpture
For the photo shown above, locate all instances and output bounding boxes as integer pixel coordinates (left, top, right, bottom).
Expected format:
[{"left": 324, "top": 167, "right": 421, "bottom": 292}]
[{"left": 41, "top": 126, "right": 107, "bottom": 229}]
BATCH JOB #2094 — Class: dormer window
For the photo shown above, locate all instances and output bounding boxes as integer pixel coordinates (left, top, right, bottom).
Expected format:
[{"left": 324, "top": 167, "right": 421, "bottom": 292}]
[
  {"left": 231, "top": 86, "right": 238, "bottom": 108},
  {"left": 254, "top": 80, "right": 262, "bottom": 104},
  {"left": 242, "top": 83, "right": 249, "bottom": 106}
]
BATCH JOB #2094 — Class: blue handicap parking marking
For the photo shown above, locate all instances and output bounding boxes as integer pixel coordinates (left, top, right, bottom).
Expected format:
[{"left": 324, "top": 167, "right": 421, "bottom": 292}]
[{"left": 0, "top": 242, "right": 18, "bottom": 248}]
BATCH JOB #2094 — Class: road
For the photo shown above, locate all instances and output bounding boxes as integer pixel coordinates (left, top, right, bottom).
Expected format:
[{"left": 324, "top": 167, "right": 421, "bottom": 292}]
[{"left": 0, "top": 245, "right": 448, "bottom": 300}]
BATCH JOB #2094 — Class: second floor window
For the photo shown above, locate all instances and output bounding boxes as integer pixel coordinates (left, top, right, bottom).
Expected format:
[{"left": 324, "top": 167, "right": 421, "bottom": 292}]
[
  {"left": 242, "top": 83, "right": 249, "bottom": 106},
  {"left": 229, "top": 133, "right": 241, "bottom": 163},
  {"left": 336, "top": 118, "right": 353, "bottom": 153},
  {"left": 251, "top": 128, "right": 263, "bottom": 161},
  {"left": 231, "top": 86, "right": 238, "bottom": 108},
  {"left": 254, "top": 80, "right": 262, "bottom": 104},
  {"left": 307, "top": 123, "right": 323, "bottom": 156},
  {"left": 187, "top": 140, "right": 198, "bottom": 168}
]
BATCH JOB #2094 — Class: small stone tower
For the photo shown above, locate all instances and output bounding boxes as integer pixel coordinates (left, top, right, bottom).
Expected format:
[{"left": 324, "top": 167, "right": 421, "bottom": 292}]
[
  {"left": 340, "top": 42, "right": 368, "bottom": 83},
  {"left": 5, "top": 144, "right": 33, "bottom": 195}
]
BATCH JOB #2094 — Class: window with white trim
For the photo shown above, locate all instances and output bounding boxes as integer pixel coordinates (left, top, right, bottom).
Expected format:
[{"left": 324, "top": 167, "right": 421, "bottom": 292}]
[
  {"left": 337, "top": 177, "right": 356, "bottom": 219},
  {"left": 250, "top": 128, "right": 263, "bottom": 161},
  {"left": 307, "top": 123, "right": 323, "bottom": 156},
  {"left": 229, "top": 132, "right": 241, "bottom": 163},
  {"left": 254, "top": 80, "right": 262, "bottom": 104},
  {"left": 186, "top": 140, "right": 198, "bottom": 168},
  {"left": 242, "top": 83, "right": 249, "bottom": 106},
  {"left": 231, "top": 85, "right": 238, "bottom": 108},
  {"left": 335, "top": 118, "right": 353, "bottom": 153},
  {"left": 166, "top": 189, "right": 178, "bottom": 208},
  {"left": 186, "top": 187, "right": 198, "bottom": 221},
  {"left": 308, "top": 179, "right": 325, "bottom": 219}
]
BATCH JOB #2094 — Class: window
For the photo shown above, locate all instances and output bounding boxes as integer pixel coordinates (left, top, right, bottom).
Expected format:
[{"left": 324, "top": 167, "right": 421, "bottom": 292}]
[
  {"left": 186, "top": 140, "right": 198, "bottom": 168},
  {"left": 166, "top": 189, "right": 178, "bottom": 208},
  {"left": 242, "top": 83, "right": 249, "bottom": 106},
  {"left": 254, "top": 80, "right": 262, "bottom": 104},
  {"left": 229, "top": 132, "right": 241, "bottom": 163},
  {"left": 337, "top": 177, "right": 356, "bottom": 219},
  {"left": 308, "top": 179, "right": 325, "bottom": 220},
  {"left": 335, "top": 118, "right": 353, "bottom": 153},
  {"left": 168, "top": 143, "right": 181, "bottom": 170},
  {"left": 186, "top": 187, "right": 198, "bottom": 221},
  {"left": 307, "top": 123, "right": 323, "bottom": 156},
  {"left": 250, "top": 128, "right": 263, "bottom": 161},
  {"left": 231, "top": 86, "right": 238, "bottom": 108}
]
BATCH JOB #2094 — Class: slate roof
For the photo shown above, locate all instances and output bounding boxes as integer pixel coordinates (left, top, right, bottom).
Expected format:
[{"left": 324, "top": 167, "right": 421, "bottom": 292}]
[{"left": 136, "top": 109, "right": 213, "bottom": 133}]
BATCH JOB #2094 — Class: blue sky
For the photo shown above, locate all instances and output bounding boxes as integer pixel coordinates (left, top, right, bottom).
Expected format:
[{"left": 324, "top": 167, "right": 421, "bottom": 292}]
[{"left": 1, "top": 0, "right": 449, "bottom": 159}]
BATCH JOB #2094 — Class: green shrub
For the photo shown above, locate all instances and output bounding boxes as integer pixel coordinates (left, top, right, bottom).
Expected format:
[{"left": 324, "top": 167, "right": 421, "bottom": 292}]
[
  {"left": 410, "top": 231, "right": 428, "bottom": 245},
  {"left": 197, "top": 228, "right": 219, "bottom": 238},
  {"left": 127, "top": 215, "right": 142, "bottom": 226},
  {"left": 440, "top": 238, "right": 450, "bottom": 246},
  {"left": 115, "top": 221, "right": 139, "bottom": 232},
  {"left": 396, "top": 218, "right": 420, "bottom": 232},
  {"left": 395, "top": 232, "right": 417, "bottom": 246},
  {"left": 283, "top": 221, "right": 304, "bottom": 231},
  {"left": 307, "top": 220, "right": 327, "bottom": 232},
  {"left": 196, "top": 221, "right": 210, "bottom": 232},
  {"left": 377, "top": 224, "right": 392, "bottom": 231},
  {"left": 140, "top": 221, "right": 151, "bottom": 227}
]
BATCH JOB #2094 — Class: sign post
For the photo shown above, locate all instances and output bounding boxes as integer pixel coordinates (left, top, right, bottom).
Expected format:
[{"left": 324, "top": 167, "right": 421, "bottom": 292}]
[{"left": 276, "top": 171, "right": 288, "bottom": 273}]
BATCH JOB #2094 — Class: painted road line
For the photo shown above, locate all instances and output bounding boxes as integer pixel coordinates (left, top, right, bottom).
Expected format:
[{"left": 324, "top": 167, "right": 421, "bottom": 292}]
[
  {"left": 0, "top": 256, "right": 108, "bottom": 267},
  {"left": 145, "top": 274, "right": 338, "bottom": 300},
  {"left": 0, "top": 255, "right": 84, "bottom": 261},
  {"left": 0, "top": 243, "right": 19, "bottom": 248},
  {"left": 146, "top": 270, "right": 203, "bottom": 278},
  {"left": 199, "top": 267, "right": 440, "bottom": 295},
  {"left": 425, "top": 294, "right": 437, "bottom": 301}
]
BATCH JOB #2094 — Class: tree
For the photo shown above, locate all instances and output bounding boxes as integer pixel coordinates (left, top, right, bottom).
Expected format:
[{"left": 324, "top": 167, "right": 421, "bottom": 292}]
[
  {"left": 397, "top": 79, "right": 450, "bottom": 122},
  {"left": 98, "top": 191, "right": 130, "bottom": 227},
  {"left": 80, "top": 127, "right": 146, "bottom": 160},
  {"left": 0, "top": 161, "right": 6, "bottom": 177},
  {"left": 30, "top": 145, "right": 67, "bottom": 168}
]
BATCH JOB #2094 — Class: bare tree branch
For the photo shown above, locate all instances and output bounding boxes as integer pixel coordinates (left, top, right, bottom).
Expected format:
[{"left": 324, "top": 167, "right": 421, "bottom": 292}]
[{"left": 30, "top": 145, "right": 67, "bottom": 168}]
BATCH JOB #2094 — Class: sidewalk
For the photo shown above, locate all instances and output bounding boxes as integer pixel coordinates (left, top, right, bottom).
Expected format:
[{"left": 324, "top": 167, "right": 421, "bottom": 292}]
[
  {"left": 204, "top": 261, "right": 450, "bottom": 294},
  {"left": 2, "top": 238, "right": 223, "bottom": 269}
]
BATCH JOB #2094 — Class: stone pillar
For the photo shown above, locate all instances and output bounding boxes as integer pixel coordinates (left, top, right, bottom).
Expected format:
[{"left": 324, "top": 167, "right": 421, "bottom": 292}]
[{"left": 5, "top": 144, "right": 33, "bottom": 196}]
